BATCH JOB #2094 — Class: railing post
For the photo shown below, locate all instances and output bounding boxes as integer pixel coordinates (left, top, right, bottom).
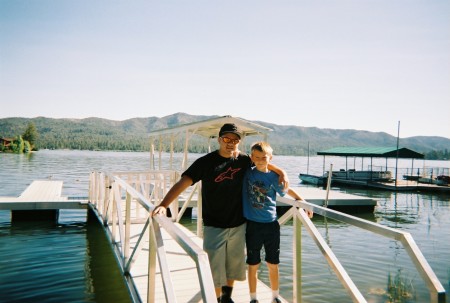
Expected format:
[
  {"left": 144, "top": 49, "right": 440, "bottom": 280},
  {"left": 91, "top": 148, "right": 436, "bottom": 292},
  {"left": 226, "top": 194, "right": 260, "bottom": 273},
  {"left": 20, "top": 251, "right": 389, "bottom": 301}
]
[
  {"left": 196, "top": 182, "right": 203, "bottom": 238},
  {"left": 148, "top": 219, "right": 157, "bottom": 303},
  {"left": 125, "top": 191, "right": 132, "bottom": 264},
  {"left": 293, "top": 211, "right": 302, "bottom": 303}
]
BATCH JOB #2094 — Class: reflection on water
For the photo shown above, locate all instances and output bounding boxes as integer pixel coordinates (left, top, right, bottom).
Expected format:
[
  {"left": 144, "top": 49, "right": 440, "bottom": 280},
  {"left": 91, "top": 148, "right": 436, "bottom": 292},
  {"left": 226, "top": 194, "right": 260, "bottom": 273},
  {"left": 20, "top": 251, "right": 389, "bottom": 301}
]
[
  {"left": 1, "top": 150, "right": 449, "bottom": 303},
  {"left": 0, "top": 210, "right": 132, "bottom": 303}
]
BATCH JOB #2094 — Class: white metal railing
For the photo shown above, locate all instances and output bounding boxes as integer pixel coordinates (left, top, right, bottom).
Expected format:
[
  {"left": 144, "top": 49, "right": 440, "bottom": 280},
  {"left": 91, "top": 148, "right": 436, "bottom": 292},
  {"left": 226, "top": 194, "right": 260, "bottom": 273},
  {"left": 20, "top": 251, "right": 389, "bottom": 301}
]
[
  {"left": 88, "top": 171, "right": 216, "bottom": 303},
  {"left": 88, "top": 170, "right": 446, "bottom": 303},
  {"left": 277, "top": 196, "right": 446, "bottom": 303}
]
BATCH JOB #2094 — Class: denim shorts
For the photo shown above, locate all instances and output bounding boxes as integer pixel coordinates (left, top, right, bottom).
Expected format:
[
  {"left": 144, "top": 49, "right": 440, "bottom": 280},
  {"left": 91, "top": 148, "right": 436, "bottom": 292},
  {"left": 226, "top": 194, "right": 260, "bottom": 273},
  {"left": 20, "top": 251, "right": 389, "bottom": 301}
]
[{"left": 246, "top": 220, "right": 280, "bottom": 265}]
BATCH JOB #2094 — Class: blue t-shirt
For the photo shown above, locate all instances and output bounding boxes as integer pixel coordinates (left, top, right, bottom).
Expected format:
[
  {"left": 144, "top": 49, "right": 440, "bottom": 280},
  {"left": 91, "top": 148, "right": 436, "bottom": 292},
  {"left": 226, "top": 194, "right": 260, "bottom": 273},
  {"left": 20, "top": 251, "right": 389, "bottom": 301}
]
[{"left": 242, "top": 167, "right": 286, "bottom": 223}]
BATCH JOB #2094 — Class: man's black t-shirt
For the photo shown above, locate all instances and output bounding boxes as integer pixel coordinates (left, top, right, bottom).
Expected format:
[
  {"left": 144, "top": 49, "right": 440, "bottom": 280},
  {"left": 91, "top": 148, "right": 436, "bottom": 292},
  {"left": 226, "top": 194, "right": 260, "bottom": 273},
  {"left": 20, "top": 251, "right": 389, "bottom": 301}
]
[{"left": 182, "top": 151, "right": 252, "bottom": 228}]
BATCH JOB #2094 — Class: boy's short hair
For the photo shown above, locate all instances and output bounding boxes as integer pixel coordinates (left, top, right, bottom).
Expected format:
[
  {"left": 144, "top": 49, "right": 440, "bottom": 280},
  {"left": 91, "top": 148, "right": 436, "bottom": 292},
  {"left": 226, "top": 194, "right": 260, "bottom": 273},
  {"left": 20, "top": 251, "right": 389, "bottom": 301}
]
[{"left": 251, "top": 141, "right": 273, "bottom": 155}]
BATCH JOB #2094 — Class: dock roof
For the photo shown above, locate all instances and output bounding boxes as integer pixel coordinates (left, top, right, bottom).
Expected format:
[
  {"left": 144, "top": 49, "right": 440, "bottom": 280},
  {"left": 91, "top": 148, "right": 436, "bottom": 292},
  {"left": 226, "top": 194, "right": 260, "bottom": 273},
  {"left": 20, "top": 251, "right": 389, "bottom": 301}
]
[
  {"left": 148, "top": 115, "right": 273, "bottom": 139},
  {"left": 317, "top": 147, "right": 424, "bottom": 159}
]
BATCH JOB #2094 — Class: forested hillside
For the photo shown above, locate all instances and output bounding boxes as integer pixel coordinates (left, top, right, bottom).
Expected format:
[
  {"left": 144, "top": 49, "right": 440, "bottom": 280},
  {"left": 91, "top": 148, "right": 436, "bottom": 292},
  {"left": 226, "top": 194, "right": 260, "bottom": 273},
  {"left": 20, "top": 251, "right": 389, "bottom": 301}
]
[{"left": 1, "top": 113, "right": 449, "bottom": 159}]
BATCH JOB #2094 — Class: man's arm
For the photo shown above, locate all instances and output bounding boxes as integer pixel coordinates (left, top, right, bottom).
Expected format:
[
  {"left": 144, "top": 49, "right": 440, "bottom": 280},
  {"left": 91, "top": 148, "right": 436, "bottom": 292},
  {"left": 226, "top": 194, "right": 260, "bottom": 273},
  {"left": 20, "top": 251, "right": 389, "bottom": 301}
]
[
  {"left": 151, "top": 175, "right": 193, "bottom": 216},
  {"left": 267, "top": 163, "right": 289, "bottom": 190}
]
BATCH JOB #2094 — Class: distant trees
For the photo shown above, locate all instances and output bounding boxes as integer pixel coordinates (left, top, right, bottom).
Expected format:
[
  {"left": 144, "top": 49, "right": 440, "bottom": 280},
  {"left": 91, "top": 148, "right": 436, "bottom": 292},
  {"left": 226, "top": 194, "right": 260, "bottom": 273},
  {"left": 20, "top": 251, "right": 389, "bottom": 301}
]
[
  {"left": 22, "top": 122, "right": 38, "bottom": 150},
  {"left": 424, "top": 149, "right": 449, "bottom": 160},
  {"left": 0, "top": 122, "right": 37, "bottom": 153}
]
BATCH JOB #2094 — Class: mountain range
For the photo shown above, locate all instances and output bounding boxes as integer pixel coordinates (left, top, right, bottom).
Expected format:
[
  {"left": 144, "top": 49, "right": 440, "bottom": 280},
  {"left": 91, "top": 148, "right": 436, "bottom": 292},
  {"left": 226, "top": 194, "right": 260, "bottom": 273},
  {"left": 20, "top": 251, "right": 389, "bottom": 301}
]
[{"left": 1, "top": 113, "right": 449, "bottom": 158}]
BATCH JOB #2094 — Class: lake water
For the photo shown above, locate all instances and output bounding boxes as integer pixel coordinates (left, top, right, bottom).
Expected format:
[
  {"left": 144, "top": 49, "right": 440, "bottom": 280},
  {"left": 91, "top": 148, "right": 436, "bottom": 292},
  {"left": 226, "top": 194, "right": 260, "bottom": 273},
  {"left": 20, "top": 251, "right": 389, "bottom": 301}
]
[{"left": 0, "top": 150, "right": 449, "bottom": 303}]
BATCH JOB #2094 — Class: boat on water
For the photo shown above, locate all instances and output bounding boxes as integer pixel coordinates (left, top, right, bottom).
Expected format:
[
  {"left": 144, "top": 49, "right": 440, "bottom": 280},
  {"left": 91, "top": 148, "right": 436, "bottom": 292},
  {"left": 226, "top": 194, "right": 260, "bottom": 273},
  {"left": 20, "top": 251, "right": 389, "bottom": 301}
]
[
  {"left": 416, "top": 175, "right": 450, "bottom": 186},
  {"left": 299, "top": 169, "right": 392, "bottom": 186},
  {"left": 299, "top": 173, "right": 326, "bottom": 185}
]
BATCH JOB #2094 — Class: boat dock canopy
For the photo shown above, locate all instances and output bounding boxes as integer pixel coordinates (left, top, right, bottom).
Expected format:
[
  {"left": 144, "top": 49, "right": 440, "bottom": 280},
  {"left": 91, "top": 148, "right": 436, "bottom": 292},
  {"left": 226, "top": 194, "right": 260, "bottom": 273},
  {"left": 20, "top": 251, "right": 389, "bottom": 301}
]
[
  {"left": 317, "top": 147, "right": 424, "bottom": 159},
  {"left": 148, "top": 115, "right": 273, "bottom": 139}
]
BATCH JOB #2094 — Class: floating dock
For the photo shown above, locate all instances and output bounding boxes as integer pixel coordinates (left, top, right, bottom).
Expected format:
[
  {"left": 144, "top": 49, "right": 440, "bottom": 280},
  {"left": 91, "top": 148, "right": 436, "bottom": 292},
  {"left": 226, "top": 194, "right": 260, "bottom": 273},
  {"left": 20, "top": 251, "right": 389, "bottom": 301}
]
[
  {"left": 290, "top": 186, "right": 377, "bottom": 210},
  {"left": 330, "top": 179, "right": 450, "bottom": 193},
  {"left": 0, "top": 180, "right": 87, "bottom": 220}
]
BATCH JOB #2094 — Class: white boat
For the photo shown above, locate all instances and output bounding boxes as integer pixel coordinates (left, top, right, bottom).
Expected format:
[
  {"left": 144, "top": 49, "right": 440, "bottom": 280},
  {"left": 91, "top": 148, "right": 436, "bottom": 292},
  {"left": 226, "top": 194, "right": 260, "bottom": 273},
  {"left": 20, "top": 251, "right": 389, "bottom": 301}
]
[
  {"left": 299, "top": 169, "right": 392, "bottom": 186},
  {"left": 325, "top": 169, "right": 392, "bottom": 182}
]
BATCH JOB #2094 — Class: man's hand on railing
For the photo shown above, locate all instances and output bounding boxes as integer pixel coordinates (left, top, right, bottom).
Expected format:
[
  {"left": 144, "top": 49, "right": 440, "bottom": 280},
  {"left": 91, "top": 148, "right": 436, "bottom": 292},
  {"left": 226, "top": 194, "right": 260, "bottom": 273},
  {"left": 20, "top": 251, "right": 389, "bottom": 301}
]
[{"left": 152, "top": 205, "right": 167, "bottom": 216}]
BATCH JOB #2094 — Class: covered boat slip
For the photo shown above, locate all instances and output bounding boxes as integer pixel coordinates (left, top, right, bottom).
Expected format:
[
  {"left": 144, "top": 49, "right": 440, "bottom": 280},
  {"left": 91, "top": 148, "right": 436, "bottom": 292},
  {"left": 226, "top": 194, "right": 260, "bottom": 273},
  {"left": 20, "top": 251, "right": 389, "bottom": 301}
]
[
  {"left": 317, "top": 146, "right": 424, "bottom": 180},
  {"left": 314, "top": 147, "right": 450, "bottom": 192},
  {"left": 299, "top": 146, "right": 448, "bottom": 190}
]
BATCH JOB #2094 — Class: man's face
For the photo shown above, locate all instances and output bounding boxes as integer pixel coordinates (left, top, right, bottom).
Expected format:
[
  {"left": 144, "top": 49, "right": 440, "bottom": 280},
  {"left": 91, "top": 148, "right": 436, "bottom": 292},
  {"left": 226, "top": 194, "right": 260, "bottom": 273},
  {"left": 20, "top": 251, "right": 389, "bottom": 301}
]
[{"left": 218, "top": 133, "right": 240, "bottom": 156}]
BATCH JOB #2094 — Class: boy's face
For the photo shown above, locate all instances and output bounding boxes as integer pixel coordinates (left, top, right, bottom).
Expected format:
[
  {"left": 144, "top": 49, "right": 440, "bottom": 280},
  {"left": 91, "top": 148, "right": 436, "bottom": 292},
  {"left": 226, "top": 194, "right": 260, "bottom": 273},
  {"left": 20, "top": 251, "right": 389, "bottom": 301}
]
[{"left": 251, "top": 149, "right": 272, "bottom": 171}]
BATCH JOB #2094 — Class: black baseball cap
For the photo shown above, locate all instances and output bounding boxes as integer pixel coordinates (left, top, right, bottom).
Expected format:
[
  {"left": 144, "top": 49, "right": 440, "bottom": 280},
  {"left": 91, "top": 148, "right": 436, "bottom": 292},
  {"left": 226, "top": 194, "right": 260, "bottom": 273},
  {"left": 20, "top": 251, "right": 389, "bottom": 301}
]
[{"left": 219, "top": 123, "right": 242, "bottom": 139}]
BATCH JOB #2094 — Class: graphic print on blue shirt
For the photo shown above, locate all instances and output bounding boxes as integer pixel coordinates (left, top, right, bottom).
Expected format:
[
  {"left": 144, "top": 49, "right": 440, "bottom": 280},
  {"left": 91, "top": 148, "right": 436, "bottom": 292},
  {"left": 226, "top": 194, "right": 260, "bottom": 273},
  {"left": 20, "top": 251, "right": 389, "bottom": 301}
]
[
  {"left": 243, "top": 168, "right": 286, "bottom": 223},
  {"left": 249, "top": 179, "right": 273, "bottom": 209}
]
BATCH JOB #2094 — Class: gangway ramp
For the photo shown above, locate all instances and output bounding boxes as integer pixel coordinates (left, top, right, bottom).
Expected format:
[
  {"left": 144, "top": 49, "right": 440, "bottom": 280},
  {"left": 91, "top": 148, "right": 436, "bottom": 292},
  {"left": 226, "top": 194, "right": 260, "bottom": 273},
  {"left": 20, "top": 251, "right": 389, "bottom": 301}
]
[{"left": 118, "top": 220, "right": 288, "bottom": 302}]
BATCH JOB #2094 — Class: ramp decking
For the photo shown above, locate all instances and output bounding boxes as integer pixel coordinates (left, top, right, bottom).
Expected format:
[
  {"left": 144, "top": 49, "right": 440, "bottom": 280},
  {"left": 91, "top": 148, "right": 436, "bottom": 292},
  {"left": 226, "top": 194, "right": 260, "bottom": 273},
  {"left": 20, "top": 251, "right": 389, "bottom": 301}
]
[{"left": 122, "top": 221, "right": 290, "bottom": 303}]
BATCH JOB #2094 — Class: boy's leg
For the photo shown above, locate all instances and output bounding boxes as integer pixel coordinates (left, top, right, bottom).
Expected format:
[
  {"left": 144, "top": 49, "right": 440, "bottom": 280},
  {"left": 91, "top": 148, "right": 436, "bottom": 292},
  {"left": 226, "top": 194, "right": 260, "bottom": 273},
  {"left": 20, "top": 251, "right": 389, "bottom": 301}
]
[
  {"left": 246, "top": 221, "right": 264, "bottom": 301},
  {"left": 266, "top": 262, "right": 279, "bottom": 291},
  {"left": 264, "top": 221, "right": 281, "bottom": 300},
  {"left": 248, "top": 263, "right": 260, "bottom": 293}
]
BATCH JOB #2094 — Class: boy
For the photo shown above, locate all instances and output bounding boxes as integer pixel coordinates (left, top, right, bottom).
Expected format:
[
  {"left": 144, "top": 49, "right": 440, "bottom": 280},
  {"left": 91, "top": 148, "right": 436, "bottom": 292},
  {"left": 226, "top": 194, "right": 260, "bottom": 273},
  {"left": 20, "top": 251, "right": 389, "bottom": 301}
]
[{"left": 242, "top": 141, "right": 313, "bottom": 303}]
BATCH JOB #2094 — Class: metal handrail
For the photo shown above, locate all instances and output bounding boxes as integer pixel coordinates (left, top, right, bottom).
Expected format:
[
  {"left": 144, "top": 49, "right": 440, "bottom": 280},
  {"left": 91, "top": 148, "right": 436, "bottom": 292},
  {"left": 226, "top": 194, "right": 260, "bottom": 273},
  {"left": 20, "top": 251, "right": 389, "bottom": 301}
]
[
  {"left": 88, "top": 170, "right": 446, "bottom": 303},
  {"left": 277, "top": 196, "right": 446, "bottom": 303},
  {"left": 88, "top": 171, "right": 216, "bottom": 303}
]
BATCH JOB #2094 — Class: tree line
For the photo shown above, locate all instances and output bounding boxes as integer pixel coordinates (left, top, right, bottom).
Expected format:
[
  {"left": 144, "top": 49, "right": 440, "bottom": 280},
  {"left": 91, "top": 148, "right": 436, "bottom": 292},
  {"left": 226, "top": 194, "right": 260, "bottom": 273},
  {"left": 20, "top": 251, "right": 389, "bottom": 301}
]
[
  {"left": 1, "top": 122, "right": 38, "bottom": 153},
  {"left": 1, "top": 116, "right": 449, "bottom": 160}
]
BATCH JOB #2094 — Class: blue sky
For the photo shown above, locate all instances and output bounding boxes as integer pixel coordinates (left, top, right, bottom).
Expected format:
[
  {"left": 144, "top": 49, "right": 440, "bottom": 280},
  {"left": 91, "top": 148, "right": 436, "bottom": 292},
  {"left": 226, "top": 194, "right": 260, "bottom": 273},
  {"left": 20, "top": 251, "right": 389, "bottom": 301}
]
[{"left": 1, "top": 1, "right": 449, "bottom": 138}]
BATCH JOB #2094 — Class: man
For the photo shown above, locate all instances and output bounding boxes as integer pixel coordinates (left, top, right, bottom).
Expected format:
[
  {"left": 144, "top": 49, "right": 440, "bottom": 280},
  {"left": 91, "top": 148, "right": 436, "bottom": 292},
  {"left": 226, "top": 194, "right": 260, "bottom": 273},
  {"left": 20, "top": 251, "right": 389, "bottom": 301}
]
[{"left": 152, "top": 123, "right": 288, "bottom": 303}]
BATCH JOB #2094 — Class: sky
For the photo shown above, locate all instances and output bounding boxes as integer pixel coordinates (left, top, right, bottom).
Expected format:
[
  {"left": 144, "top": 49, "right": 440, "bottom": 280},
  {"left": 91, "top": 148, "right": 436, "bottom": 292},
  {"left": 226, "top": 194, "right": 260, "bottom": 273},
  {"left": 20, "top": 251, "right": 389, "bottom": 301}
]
[{"left": 1, "top": 1, "right": 449, "bottom": 139}]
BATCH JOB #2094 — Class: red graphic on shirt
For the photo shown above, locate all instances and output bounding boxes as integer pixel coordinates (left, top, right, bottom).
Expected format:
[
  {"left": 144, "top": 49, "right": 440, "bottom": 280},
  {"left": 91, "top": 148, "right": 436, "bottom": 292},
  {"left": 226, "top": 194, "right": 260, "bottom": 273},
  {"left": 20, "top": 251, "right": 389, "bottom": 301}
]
[{"left": 215, "top": 167, "right": 241, "bottom": 182}]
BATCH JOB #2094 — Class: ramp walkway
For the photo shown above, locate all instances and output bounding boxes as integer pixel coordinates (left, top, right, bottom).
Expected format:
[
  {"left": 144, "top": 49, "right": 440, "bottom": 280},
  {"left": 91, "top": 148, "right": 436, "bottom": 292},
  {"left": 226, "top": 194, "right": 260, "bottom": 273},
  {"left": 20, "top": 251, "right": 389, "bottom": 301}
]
[{"left": 125, "top": 221, "right": 288, "bottom": 303}]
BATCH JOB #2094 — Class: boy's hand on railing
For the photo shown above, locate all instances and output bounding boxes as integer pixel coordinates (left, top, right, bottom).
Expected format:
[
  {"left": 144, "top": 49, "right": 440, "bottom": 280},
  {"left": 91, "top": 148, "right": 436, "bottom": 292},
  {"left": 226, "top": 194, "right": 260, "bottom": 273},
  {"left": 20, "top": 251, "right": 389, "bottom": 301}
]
[
  {"left": 152, "top": 205, "right": 167, "bottom": 216},
  {"left": 304, "top": 209, "right": 313, "bottom": 218}
]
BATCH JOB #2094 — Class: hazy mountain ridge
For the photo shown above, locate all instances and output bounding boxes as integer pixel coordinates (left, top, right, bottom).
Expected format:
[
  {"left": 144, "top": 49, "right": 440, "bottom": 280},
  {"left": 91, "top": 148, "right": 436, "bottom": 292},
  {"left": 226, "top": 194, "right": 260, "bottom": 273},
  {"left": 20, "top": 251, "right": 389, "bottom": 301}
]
[{"left": 1, "top": 113, "right": 449, "bottom": 157}]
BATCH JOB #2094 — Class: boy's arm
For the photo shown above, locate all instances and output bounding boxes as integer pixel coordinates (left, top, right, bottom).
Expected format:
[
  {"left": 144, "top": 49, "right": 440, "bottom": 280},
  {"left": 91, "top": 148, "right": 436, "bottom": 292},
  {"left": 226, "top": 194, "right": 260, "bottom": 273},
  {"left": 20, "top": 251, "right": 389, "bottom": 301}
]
[
  {"left": 267, "top": 163, "right": 289, "bottom": 191},
  {"left": 286, "top": 188, "right": 303, "bottom": 200},
  {"left": 286, "top": 188, "right": 313, "bottom": 218}
]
